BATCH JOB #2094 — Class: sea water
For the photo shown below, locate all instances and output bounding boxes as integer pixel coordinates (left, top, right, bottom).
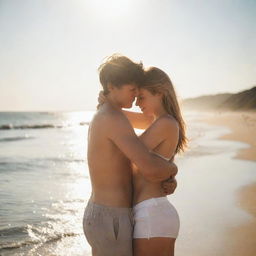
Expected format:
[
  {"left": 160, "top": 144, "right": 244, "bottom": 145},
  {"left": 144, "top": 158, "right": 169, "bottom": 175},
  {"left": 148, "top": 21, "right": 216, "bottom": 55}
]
[{"left": 0, "top": 111, "right": 255, "bottom": 256}]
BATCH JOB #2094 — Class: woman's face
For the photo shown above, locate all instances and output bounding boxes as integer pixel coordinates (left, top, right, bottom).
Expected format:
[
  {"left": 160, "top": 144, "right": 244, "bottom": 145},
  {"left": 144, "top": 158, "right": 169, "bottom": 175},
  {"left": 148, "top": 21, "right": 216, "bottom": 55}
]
[{"left": 135, "top": 88, "right": 162, "bottom": 116}]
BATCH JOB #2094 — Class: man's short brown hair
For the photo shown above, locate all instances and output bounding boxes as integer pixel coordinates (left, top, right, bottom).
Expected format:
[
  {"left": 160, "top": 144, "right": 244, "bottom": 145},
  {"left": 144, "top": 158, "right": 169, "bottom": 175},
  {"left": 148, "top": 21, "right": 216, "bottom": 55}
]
[{"left": 98, "top": 54, "right": 144, "bottom": 94}]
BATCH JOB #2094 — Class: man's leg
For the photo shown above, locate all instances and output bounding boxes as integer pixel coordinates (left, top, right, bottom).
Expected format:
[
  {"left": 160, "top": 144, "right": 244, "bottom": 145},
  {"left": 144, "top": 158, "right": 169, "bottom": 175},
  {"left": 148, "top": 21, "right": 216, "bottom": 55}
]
[{"left": 83, "top": 201, "right": 133, "bottom": 256}]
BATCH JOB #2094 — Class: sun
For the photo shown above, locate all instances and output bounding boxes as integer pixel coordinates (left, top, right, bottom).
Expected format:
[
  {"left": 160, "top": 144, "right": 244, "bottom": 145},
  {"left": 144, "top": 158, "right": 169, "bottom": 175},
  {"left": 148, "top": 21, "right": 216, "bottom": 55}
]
[{"left": 84, "top": 0, "right": 133, "bottom": 22}]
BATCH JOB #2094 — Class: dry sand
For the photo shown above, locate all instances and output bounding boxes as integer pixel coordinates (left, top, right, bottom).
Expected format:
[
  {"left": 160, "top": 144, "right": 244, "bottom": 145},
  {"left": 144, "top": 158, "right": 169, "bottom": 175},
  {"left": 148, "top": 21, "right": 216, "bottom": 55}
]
[{"left": 201, "top": 111, "right": 256, "bottom": 256}]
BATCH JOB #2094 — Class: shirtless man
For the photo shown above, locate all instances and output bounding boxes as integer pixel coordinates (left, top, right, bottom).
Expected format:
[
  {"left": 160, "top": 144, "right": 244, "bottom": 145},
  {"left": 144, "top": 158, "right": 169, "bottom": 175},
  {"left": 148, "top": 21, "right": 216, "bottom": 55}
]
[{"left": 83, "top": 55, "right": 178, "bottom": 256}]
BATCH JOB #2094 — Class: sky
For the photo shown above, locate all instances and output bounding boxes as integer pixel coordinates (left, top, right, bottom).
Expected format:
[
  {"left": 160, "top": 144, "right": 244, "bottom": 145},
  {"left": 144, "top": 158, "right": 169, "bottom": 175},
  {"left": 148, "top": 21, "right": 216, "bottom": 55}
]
[{"left": 0, "top": 0, "right": 255, "bottom": 111}]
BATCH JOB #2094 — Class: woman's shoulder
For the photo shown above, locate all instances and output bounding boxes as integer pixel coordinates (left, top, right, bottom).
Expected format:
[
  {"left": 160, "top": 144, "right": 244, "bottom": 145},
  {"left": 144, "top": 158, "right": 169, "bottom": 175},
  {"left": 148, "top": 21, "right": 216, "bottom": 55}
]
[{"left": 153, "top": 114, "right": 179, "bottom": 131}]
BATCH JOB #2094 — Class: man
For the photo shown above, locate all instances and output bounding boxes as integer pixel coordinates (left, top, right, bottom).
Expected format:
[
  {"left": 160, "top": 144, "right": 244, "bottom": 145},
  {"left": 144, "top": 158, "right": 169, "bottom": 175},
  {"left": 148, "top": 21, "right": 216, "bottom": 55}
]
[{"left": 83, "top": 54, "right": 177, "bottom": 256}]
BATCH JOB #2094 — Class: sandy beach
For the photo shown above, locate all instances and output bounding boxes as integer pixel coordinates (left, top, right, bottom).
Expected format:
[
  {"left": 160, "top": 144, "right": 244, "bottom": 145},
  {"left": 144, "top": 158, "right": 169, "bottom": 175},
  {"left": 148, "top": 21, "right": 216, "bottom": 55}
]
[
  {"left": 201, "top": 111, "right": 256, "bottom": 162},
  {"left": 219, "top": 182, "right": 256, "bottom": 256},
  {"left": 200, "top": 111, "right": 256, "bottom": 256},
  {"left": 1, "top": 111, "right": 256, "bottom": 256}
]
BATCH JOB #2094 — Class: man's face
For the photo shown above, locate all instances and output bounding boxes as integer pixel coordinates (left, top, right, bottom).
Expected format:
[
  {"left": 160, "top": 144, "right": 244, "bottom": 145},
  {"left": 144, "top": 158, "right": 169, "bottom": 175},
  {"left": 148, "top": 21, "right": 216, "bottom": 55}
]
[{"left": 112, "top": 84, "right": 138, "bottom": 108}]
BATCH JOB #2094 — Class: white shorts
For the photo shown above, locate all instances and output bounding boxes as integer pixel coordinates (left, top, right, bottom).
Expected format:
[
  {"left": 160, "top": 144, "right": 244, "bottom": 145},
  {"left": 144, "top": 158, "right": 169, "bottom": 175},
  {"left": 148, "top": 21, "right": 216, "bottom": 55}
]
[{"left": 133, "top": 197, "right": 180, "bottom": 239}]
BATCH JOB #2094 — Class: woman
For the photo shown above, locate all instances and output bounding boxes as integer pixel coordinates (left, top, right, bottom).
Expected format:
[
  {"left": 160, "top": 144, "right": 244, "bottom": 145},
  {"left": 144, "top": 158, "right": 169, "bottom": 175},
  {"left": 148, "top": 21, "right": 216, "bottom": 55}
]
[
  {"left": 99, "top": 66, "right": 187, "bottom": 256},
  {"left": 122, "top": 67, "right": 187, "bottom": 256}
]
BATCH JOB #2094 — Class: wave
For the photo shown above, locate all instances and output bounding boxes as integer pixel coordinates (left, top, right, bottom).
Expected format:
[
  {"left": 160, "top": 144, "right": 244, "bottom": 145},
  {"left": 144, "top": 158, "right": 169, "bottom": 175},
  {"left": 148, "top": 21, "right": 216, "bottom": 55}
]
[
  {"left": 0, "top": 157, "right": 85, "bottom": 171},
  {"left": 0, "top": 225, "right": 79, "bottom": 251},
  {"left": 0, "top": 124, "right": 60, "bottom": 130},
  {"left": 0, "top": 136, "right": 35, "bottom": 143},
  {"left": 0, "top": 122, "right": 90, "bottom": 130},
  {"left": 45, "top": 157, "right": 85, "bottom": 163}
]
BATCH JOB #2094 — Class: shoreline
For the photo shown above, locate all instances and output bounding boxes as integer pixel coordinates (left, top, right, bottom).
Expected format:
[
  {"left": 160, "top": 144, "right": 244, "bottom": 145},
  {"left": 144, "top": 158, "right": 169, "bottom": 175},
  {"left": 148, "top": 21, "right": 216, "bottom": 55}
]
[
  {"left": 223, "top": 182, "right": 256, "bottom": 256},
  {"left": 201, "top": 111, "right": 256, "bottom": 162},
  {"left": 200, "top": 111, "right": 256, "bottom": 256}
]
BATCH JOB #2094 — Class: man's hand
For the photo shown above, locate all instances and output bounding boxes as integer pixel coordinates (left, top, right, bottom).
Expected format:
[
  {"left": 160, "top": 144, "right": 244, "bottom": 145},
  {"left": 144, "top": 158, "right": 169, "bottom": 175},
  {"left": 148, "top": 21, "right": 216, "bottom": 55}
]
[
  {"left": 161, "top": 159, "right": 178, "bottom": 195},
  {"left": 162, "top": 177, "right": 177, "bottom": 195}
]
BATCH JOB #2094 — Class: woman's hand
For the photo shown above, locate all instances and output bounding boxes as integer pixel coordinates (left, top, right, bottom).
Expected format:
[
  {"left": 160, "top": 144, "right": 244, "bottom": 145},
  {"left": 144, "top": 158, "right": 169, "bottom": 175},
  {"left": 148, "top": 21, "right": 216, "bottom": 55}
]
[
  {"left": 97, "top": 90, "right": 107, "bottom": 109},
  {"left": 98, "top": 90, "right": 106, "bottom": 105}
]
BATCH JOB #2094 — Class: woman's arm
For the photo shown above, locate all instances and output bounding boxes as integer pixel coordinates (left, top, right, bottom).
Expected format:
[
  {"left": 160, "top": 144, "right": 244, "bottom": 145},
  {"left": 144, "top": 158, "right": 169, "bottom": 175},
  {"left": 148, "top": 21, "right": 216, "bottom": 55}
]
[
  {"left": 97, "top": 90, "right": 153, "bottom": 129},
  {"left": 122, "top": 110, "right": 154, "bottom": 130}
]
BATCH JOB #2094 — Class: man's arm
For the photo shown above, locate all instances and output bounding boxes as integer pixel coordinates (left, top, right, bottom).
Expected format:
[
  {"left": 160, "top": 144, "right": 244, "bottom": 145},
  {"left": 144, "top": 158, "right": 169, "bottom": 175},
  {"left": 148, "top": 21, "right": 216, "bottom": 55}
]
[{"left": 107, "top": 113, "right": 177, "bottom": 182}]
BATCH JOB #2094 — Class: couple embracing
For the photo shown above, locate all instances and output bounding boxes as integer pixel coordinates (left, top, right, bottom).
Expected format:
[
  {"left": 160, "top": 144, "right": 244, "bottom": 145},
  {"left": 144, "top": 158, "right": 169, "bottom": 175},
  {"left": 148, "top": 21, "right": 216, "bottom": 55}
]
[{"left": 83, "top": 54, "right": 187, "bottom": 256}]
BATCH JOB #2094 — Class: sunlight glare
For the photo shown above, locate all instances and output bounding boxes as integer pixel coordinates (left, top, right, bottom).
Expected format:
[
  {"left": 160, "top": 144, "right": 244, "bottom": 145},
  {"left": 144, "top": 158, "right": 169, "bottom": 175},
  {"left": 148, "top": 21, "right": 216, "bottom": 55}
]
[{"left": 86, "top": 0, "right": 132, "bottom": 21}]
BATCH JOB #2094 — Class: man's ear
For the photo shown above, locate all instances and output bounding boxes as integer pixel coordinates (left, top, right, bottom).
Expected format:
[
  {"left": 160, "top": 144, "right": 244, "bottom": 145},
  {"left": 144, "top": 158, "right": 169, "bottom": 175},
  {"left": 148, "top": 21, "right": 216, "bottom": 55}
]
[{"left": 107, "top": 83, "right": 114, "bottom": 92}]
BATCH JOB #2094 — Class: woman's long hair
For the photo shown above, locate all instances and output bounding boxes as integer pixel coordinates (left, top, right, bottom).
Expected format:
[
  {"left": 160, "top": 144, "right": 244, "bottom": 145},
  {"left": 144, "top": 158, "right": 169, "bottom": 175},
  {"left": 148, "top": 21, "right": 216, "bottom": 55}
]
[{"left": 142, "top": 67, "right": 187, "bottom": 153}]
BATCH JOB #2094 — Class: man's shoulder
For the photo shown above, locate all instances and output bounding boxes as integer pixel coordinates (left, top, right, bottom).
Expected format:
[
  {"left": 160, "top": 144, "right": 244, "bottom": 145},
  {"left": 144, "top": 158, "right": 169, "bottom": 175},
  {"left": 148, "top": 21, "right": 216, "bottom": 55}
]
[
  {"left": 95, "top": 105, "right": 129, "bottom": 126},
  {"left": 92, "top": 106, "right": 134, "bottom": 141}
]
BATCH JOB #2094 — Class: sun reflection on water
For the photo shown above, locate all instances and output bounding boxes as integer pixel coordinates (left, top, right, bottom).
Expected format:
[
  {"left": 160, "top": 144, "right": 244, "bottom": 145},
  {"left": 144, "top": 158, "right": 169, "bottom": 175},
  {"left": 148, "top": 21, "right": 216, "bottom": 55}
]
[{"left": 42, "top": 111, "right": 93, "bottom": 255}]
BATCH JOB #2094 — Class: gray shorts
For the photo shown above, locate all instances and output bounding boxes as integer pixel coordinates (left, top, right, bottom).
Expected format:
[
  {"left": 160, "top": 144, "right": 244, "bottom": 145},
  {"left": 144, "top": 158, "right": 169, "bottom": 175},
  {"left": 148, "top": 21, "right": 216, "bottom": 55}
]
[{"left": 83, "top": 200, "right": 133, "bottom": 256}]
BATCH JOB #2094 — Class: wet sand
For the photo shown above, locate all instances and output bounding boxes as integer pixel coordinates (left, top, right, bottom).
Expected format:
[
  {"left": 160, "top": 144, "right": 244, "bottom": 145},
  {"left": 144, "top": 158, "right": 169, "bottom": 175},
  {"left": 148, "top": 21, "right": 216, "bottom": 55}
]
[
  {"left": 202, "top": 111, "right": 256, "bottom": 162},
  {"left": 222, "top": 183, "right": 256, "bottom": 256},
  {"left": 201, "top": 111, "right": 256, "bottom": 256}
]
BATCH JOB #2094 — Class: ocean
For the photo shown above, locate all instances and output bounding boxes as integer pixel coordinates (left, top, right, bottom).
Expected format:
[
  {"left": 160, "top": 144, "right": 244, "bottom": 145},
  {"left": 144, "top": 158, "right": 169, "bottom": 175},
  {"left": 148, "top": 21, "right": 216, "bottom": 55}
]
[
  {"left": 0, "top": 112, "right": 93, "bottom": 255},
  {"left": 0, "top": 111, "right": 255, "bottom": 256}
]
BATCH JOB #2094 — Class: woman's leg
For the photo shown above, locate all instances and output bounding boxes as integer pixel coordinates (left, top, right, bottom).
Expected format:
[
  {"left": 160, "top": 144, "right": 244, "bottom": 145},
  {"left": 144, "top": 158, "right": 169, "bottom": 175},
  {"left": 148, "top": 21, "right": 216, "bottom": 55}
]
[{"left": 133, "top": 237, "right": 176, "bottom": 256}]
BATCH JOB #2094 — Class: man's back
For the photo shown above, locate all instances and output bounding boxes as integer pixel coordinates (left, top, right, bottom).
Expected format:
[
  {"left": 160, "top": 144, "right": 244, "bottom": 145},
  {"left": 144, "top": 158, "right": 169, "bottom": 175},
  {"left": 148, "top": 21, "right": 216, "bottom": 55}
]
[{"left": 87, "top": 104, "right": 133, "bottom": 207}]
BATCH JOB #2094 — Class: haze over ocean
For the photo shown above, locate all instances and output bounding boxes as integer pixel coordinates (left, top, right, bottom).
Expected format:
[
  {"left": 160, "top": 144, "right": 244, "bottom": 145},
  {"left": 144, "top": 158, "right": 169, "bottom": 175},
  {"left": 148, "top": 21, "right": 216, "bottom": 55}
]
[{"left": 1, "top": 0, "right": 256, "bottom": 111}]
